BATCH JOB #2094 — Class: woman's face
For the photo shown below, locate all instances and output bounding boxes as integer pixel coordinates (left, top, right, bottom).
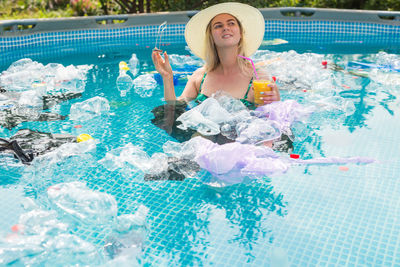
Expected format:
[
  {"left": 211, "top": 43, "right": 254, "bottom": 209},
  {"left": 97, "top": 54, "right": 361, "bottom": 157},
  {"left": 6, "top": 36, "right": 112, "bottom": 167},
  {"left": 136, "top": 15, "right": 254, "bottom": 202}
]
[{"left": 210, "top": 13, "right": 241, "bottom": 49}]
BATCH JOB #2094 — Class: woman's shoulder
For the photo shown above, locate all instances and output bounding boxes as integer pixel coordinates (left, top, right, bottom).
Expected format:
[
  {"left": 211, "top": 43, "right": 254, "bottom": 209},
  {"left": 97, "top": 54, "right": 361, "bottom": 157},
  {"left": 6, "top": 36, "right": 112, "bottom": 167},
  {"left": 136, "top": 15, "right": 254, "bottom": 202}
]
[
  {"left": 179, "top": 66, "right": 206, "bottom": 99},
  {"left": 189, "top": 67, "right": 206, "bottom": 85},
  {"left": 192, "top": 67, "right": 206, "bottom": 78}
]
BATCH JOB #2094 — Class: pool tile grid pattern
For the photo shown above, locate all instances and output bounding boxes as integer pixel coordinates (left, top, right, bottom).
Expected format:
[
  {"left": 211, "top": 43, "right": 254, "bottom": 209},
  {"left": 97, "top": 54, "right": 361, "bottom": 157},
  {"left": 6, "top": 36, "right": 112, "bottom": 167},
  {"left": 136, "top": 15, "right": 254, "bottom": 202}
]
[
  {"left": 2, "top": 20, "right": 400, "bottom": 66},
  {"left": 266, "top": 20, "right": 400, "bottom": 45}
]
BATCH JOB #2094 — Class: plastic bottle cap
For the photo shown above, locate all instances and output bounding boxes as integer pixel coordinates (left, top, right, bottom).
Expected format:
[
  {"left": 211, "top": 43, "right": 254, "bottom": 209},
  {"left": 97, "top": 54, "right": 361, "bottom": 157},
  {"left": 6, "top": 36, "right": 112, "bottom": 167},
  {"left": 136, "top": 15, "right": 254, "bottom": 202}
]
[
  {"left": 11, "top": 224, "right": 23, "bottom": 233},
  {"left": 290, "top": 154, "right": 300, "bottom": 159},
  {"left": 48, "top": 186, "right": 60, "bottom": 191},
  {"left": 119, "top": 61, "right": 130, "bottom": 71},
  {"left": 322, "top": 61, "right": 328, "bottom": 66},
  {"left": 32, "top": 82, "right": 46, "bottom": 88},
  {"left": 339, "top": 166, "right": 349, "bottom": 171},
  {"left": 77, "top": 134, "right": 94, "bottom": 143}
]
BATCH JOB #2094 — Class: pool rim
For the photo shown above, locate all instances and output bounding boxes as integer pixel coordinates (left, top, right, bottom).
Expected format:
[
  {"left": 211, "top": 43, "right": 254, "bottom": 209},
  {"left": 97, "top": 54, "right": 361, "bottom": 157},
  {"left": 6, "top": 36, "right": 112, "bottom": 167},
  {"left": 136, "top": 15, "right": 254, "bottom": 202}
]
[{"left": 1, "top": 7, "right": 400, "bottom": 37}]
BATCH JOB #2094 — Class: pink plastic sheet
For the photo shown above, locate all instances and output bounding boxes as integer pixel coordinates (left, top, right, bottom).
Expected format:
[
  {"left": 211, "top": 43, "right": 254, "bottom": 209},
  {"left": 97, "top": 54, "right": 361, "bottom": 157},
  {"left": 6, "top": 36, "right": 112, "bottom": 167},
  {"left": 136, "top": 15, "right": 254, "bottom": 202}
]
[
  {"left": 189, "top": 137, "right": 375, "bottom": 184},
  {"left": 255, "top": 100, "right": 314, "bottom": 130}
]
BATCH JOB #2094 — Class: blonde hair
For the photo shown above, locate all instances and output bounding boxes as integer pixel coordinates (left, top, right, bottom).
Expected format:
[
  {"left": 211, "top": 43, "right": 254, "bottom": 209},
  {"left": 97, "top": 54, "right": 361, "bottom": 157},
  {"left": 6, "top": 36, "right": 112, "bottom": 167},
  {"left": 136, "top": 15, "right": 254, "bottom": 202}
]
[{"left": 204, "top": 14, "right": 252, "bottom": 76}]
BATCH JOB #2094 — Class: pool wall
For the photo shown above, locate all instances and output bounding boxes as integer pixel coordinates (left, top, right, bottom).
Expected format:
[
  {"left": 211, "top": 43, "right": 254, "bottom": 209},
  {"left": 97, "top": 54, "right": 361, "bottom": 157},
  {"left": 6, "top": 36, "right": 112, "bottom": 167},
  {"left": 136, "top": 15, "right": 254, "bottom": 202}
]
[{"left": 1, "top": 7, "right": 400, "bottom": 65}]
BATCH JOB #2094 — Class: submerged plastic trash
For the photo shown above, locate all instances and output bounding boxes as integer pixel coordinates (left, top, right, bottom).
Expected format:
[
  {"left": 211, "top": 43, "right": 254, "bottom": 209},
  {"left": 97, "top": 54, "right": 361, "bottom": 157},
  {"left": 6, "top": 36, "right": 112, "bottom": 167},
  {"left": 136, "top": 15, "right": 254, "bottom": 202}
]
[
  {"left": 339, "top": 166, "right": 349, "bottom": 171},
  {"left": 103, "top": 206, "right": 148, "bottom": 260},
  {"left": 0, "top": 98, "right": 71, "bottom": 128},
  {"left": 42, "top": 92, "right": 82, "bottom": 110},
  {"left": 69, "top": 96, "right": 110, "bottom": 121},
  {"left": 312, "top": 96, "right": 356, "bottom": 116},
  {"left": 99, "top": 143, "right": 200, "bottom": 180},
  {"left": 0, "top": 199, "right": 101, "bottom": 266},
  {"left": 116, "top": 61, "right": 133, "bottom": 97},
  {"left": 255, "top": 100, "right": 314, "bottom": 129},
  {"left": 167, "top": 54, "right": 203, "bottom": 69},
  {"left": 291, "top": 157, "right": 375, "bottom": 165},
  {"left": 104, "top": 229, "right": 144, "bottom": 260},
  {"left": 0, "top": 82, "right": 81, "bottom": 129},
  {"left": 235, "top": 118, "right": 281, "bottom": 144},
  {"left": 18, "top": 90, "right": 43, "bottom": 108},
  {"left": 132, "top": 74, "right": 157, "bottom": 98},
  {"left": 0, "top": 58, "right": 92, "bottom": 93},
  {"left": 128, "top": 54, "right": 140, "bottom": 77},
  {"left": 48, "top": 181, "right": 118, "bottom": 225},
  {"left": 34, "top": 136, "right": 96, "bottom": 165},
  {"left": 347, "top": 61, "right": 400, "bottom": 72},
  {"left": 175, "top": 95, "right": 313, "bottom": 145},
  {"left": 11, "top": 224, "right": 23, "bottom": 233},
  {"left": 77, "top": 134, "right": 93, "bottom": 143},
  {"left": 163, "top": 136, "right": 376, "bottom": 185},
  {"left": 0, "top": 129, "right": 78, "bottom": 165},
  {"left": 189, "top": 137, "right": 288, "bottom": 178},
  {"left": 261, "top": 39, "right": 288, "bottom": 46},
  {"left": 177, "top": 97, "right": 232, "bottom": 136}
]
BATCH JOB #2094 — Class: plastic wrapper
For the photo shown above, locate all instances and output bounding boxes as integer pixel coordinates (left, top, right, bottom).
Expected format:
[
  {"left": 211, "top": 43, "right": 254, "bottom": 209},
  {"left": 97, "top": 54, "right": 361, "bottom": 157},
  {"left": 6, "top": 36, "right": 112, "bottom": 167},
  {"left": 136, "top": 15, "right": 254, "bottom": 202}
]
[{"left": 69, "top": 96, "right": 110, "bottom": 121}]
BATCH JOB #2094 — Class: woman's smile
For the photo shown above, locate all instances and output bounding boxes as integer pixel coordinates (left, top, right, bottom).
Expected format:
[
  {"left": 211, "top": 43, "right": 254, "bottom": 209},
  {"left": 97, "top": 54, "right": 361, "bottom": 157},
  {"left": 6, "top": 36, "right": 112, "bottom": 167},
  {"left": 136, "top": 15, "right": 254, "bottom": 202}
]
[{"left": 222, "top": 33, "right": 233, "bottom": 39}]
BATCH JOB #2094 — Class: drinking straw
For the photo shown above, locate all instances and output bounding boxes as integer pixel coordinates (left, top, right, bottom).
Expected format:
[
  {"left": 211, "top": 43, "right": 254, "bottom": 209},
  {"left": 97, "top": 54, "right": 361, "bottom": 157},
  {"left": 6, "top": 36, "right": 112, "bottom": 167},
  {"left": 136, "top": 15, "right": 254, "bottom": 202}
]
[
  {"left": 154, "top": 21, "right": 167, "bottom": 50},
  {"left": 238, "top": 55, "right": 258, "bottom": 80}
]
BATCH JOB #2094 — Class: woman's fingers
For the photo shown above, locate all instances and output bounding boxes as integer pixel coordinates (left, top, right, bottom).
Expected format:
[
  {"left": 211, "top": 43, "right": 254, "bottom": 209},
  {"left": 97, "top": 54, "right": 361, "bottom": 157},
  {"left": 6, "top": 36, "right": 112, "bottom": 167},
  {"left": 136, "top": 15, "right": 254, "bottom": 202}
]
[
  {"left": 164, "top": 51, "right": 169, "bottom": 65},
  {"left": 151, "top": 50, "right": 173, "bottom": 79},
  {"left": 151, "top": 51, "right": 160, "bottom": 66},
  {"left": 261, "top": 85, "right": 280, "bottom": 104},
  {"left": 152, "top": 51, "right": 165, "bottom": 72},
  {"left": 272, "top": 83, "right": 281, "bottom": 101}
]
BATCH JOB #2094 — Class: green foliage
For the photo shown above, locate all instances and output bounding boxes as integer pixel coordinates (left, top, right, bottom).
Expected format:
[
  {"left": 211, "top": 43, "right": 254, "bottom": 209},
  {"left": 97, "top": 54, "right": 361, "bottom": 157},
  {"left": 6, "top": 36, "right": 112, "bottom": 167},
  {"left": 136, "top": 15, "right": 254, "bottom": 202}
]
[
  {"left": 70, "top": 0, "right": 99, "bottom": 15},
  {"left": 148, "top": 0, "right": 399, "bottom": 12},
  {"left": 0, "top": 0, "right": 74, "bottom": 19},
  {"left": 0, "top": 0, "right": 399, "bottom": 19}
]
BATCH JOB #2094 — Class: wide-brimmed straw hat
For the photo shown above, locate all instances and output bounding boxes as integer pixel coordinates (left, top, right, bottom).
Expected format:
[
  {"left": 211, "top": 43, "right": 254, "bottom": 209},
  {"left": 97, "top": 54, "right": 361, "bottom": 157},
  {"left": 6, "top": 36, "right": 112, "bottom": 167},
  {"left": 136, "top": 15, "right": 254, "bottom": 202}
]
[{"left": 185, "top": 2, "right": 265, "bottom": 60}]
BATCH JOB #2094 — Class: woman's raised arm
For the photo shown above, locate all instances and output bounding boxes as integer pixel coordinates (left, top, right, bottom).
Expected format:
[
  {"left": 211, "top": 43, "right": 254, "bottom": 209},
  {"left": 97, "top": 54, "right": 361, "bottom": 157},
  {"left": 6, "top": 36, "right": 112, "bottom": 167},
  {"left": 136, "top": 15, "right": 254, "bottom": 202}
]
[{"left": 151, "top": 50, "right": 176, "bottom": 102}]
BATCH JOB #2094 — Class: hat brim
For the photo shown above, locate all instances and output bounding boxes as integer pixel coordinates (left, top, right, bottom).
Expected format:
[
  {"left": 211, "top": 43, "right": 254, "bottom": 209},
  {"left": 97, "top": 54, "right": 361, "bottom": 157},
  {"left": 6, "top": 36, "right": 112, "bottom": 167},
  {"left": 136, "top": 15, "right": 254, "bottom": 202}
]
[{"left": 185, "top": 2, "right": 265, "bottom": 60}]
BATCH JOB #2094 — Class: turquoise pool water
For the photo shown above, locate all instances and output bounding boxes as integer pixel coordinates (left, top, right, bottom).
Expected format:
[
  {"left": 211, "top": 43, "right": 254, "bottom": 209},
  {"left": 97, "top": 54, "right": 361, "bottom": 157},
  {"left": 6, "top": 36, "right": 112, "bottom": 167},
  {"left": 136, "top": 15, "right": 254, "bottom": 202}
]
[{"left": 1, "top": 35, "right": 400, "bottom": 265}]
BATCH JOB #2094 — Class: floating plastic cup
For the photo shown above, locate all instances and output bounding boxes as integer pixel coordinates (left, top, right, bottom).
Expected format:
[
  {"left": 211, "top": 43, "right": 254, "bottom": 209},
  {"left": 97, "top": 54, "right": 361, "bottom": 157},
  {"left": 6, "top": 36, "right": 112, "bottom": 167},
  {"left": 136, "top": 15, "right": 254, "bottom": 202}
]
[
  {"left": 253, "top": 79, "right": 272, "bottom": 105},
  {"left": 77, "top": 133, "right": 93, "bottom": 143},
  {"left": 237, "top": 54, "right": 273, "bottom": 105}
]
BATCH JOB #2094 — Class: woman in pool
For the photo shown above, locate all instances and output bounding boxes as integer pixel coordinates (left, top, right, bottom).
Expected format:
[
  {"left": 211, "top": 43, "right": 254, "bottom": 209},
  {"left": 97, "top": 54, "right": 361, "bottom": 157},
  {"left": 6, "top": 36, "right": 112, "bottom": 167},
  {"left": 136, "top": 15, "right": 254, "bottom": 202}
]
[{"left": 152, "top": 2, "right": 280, "bottom": 108}]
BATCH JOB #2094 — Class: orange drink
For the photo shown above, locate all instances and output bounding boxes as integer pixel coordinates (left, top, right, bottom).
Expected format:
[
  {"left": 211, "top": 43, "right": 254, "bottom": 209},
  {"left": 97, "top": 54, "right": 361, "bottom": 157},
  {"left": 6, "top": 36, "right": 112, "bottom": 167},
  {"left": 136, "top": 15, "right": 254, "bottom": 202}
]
[{"left": 253, "top": 79, "right": 272, "bottom": 105}]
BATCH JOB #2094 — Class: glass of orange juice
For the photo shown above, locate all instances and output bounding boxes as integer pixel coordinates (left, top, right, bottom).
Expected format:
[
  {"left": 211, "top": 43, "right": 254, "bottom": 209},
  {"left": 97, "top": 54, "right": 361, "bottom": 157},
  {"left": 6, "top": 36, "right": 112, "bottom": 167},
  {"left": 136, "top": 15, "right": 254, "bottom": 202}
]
[{"left": 253, "top": 69, "right": 272, "bottom": 105}]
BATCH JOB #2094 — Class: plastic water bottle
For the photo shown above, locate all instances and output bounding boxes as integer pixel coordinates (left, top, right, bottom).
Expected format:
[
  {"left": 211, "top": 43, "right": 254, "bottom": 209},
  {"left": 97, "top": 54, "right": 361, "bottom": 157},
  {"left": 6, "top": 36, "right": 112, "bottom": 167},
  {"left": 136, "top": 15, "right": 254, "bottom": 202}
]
[
  {"left": 128, "top": 54, "right": 140, "bottom": 77},
  {"left": 116, "top": 61, "right": 133, "bottom": 97}
]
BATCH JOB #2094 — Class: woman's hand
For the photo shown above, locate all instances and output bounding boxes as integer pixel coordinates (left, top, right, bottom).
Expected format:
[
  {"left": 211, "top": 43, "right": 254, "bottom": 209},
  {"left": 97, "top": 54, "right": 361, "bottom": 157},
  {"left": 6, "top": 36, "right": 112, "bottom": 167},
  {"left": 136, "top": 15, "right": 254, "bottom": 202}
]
[
  {"left": 261, "top": 82, "right": 280, "bottom": 105},
  {"left": 152, "top": 50, "right": 177, "bottom": 102},
  {"left": 152, "top": 50, "right": 173, "bottom": 79}
]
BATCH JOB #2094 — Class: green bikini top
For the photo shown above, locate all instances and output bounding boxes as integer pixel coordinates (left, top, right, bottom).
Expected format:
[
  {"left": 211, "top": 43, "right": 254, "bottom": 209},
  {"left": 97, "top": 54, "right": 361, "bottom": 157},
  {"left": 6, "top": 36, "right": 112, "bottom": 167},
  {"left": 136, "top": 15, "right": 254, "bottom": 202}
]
[{"left": 195, "top": 72, "right": 256, "bottom": 110}]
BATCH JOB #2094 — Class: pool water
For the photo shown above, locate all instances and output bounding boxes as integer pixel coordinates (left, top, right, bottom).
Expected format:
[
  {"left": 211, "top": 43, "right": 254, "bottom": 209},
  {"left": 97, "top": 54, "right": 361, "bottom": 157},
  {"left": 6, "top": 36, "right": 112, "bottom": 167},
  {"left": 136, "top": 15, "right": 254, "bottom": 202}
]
[{"left": 0, "top": 43, "right": 400, "bottom": 266}]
